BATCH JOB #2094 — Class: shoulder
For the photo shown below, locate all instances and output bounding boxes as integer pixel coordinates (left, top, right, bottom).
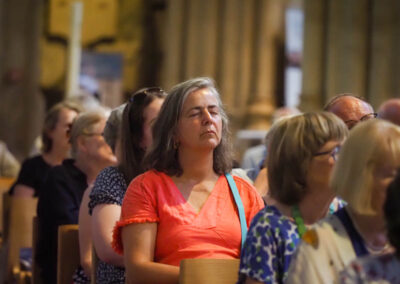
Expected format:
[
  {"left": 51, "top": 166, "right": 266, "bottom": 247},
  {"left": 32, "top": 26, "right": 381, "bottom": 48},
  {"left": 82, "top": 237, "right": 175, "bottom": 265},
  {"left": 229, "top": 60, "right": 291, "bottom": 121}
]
[
  {"left": 129, "top": 170, "right": 168, "bottom": 187},
  {"left": 249, "top": 206, "right": 295, "bottom": 236},
  {"left": 96, "top": 167, "right": 126, "bottom": 185},
  {"left": 21, "top": 155, "right": 47, "bottom": 168},
  {"left": 91, "top": 167, "right": 126, "bottom": 194},
  {"left": 231, "top": 174, "right": 259, "bottom": 197}
]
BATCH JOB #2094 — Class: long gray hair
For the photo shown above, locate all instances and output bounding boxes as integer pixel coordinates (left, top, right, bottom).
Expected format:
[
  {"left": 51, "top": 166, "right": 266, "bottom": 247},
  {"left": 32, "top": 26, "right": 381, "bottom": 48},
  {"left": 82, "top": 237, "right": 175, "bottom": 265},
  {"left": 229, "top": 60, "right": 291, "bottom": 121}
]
[{"left": 145, "top": 77, "right": 233, "bottom": 176}]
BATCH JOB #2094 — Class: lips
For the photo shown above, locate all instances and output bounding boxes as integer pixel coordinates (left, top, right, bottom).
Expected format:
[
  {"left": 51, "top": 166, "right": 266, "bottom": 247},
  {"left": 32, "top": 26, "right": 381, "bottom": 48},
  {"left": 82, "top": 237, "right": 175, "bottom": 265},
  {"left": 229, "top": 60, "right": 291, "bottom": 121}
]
[{"left": 201, "top": 130, "right": 216, "bottom": 136}]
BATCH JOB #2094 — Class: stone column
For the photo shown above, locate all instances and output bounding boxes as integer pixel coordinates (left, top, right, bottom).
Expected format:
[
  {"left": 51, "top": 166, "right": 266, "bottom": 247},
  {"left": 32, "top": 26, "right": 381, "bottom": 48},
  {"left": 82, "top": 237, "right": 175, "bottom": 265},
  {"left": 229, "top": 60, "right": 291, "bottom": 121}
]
[
  {"left": 245, "top": 0, "right": 284, "bottom": 129},
  {"left": 300, "top": 0, "right": 327, "bottom": 111},
  {"left": 368, "top": 0, "right": 400, "bottom": 107},
  {"left": 324, "top": 0, "right": 370, "bottom": 101},
  {"left": 0, "top": 0, "right": 44, "bottom": 159}
]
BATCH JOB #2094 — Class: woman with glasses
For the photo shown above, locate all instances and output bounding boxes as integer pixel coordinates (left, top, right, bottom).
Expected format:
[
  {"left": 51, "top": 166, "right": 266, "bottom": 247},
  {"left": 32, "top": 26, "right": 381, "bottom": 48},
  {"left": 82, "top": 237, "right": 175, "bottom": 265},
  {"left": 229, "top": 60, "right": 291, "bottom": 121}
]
[
  {"left": 11, "top": 101, "right": 81, "bottom": 197},
  {"left": 286, "top": 119, "right": 400, "bottom": 284},
  {"left": 86, "top": 87, "right": 166, "bottom": 284},
  {"left": 238, "top": 112, "right": 348, "bottom": 284},
  {"left": 112, "top": 77, "right": 264, "bottom": 284}
]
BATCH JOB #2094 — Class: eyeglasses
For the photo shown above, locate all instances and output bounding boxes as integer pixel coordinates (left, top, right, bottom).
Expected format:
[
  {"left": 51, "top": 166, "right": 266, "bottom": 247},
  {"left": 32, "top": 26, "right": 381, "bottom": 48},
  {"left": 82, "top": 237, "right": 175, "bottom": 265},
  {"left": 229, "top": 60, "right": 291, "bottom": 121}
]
[
  {"left": 82, "top": 132, "right": 104, "bottom": 137},
  {"left": 314, "top": 145, "right": 341, "bottom": 161},
  {"left": 344, "top": 113, "right": 377, "bottom": 129},
  {"left": 129, "top": 87, "right": 166, "bottom": 104}
]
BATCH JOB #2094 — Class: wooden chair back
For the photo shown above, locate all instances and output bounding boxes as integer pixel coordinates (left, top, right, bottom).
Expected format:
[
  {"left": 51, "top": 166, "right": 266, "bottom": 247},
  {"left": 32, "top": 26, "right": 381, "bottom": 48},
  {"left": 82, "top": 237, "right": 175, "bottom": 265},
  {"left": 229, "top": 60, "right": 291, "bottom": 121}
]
[
  {"left": 0, "top": 177, "right": 15, "bottom": 237},
  {"left": 57, "top": 224, "right": 79, "bottom": 284},
  {"left": 5, "top": 197, "right": 38, "bottom": 282},
  {"left": 90, "top": 245, "right": 99, "bottom": 284},
  {"left": 32, "top": 216, "right": 42, "bottom": 284},
  {"left": 179, "top": 258, "right": 240, "bottom": 284}
]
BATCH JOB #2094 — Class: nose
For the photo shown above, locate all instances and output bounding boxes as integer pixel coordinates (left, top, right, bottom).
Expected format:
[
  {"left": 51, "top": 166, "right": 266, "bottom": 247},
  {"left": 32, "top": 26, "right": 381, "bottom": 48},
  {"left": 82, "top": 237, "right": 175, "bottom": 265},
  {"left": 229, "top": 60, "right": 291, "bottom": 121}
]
[{"left": 202, "top": 109, "right": 213, "bottom": 125}]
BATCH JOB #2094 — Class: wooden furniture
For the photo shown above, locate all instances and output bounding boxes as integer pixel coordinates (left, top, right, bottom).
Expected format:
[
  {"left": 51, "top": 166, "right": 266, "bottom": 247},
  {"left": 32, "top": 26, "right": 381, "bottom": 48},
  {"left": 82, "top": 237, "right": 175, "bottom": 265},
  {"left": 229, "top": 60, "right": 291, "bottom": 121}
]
[
  {"left": 179, "top": 258, "right": 240, "bottom": 284},
  {"left": 3, "top": 197, "right": 38, "bottom": 283},
  {"left": 0, "top": 177, "right": 15, "bottom": 237},
  {"left": 57, "top": 224, "right": 80, "bottom": 284},
  {"left": 90, "top": 245, "right": 99, "bottom": 284}
]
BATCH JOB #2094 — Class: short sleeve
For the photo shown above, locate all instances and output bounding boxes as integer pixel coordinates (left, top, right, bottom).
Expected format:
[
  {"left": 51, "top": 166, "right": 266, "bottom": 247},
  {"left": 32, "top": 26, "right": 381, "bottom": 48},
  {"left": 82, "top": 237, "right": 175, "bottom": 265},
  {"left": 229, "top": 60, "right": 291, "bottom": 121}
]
[
  {"left": 112, "top": 172, "right": 159, "bottom": 254},
  {"left": 88, "top": 167, "right": 127, "bottom": 215},
  {"left": 238, "top": 210, "right": 279, "bottom": 283},
  {"left": 15, "top": 158, "right": 36, "bottom": 188}
]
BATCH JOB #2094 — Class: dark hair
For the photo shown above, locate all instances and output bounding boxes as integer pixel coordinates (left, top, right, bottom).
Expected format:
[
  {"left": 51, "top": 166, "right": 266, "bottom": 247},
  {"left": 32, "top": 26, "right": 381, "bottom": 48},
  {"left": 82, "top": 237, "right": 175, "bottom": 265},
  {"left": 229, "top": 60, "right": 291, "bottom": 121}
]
[
  {"left": 384, "top": 169, "right": 400, "bottom": 257},
  {"left": 42, "top": 101, "right": 82, "bottom": 153},
  {"left": 119, "top": 87, "right": 167, "bottom": 184},
  {"left": 144, "top": 77, "right": 234, "bottom": 176}
]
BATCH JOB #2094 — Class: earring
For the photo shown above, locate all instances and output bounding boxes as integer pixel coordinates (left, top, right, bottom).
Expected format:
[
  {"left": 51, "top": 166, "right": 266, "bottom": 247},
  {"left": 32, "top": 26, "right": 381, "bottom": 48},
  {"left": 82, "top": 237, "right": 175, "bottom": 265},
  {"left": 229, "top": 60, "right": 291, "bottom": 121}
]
[{"left": 173, "top": 140, "right": 180, "bottom": 149}]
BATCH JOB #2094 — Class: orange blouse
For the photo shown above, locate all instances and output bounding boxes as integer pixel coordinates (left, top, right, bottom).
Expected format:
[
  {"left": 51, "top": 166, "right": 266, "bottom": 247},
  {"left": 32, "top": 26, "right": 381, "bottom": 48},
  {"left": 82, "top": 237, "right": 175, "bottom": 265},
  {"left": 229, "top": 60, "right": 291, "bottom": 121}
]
[{"left": 112, "top": 170, "right": 264, "bottom": 266}]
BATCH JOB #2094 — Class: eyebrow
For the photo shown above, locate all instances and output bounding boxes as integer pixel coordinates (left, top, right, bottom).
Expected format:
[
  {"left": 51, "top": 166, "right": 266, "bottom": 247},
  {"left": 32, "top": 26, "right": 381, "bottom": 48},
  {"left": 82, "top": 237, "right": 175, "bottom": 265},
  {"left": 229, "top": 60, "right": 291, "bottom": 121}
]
[{"left": 186, "top": 105, "right": 219, "bottom": 113}]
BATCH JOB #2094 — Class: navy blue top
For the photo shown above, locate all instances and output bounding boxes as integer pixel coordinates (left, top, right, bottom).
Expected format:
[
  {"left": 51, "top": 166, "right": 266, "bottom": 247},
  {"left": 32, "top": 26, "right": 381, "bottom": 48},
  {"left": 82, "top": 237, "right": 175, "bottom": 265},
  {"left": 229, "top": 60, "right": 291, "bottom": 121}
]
[
  {"left": 10, "top": 155, "right": 51, "bottom": 197},
  {"left": 36, "top": 159, "right": 87, "bottom": 284}
]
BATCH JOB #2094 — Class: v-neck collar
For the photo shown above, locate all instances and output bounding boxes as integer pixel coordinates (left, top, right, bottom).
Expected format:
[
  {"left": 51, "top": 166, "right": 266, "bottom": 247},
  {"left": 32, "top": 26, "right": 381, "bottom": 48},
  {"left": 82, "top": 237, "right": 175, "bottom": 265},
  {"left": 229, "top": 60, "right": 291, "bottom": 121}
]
[{"left": 168, "top": 175, "right": 224, "bottom": 216}]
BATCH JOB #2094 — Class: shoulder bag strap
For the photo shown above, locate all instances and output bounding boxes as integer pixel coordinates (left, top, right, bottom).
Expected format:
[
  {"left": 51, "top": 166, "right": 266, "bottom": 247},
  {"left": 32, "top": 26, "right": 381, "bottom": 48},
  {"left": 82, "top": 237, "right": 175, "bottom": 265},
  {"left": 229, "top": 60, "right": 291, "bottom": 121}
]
[{"left": 225, "top": 173, "right": 248, "bottom": 249}]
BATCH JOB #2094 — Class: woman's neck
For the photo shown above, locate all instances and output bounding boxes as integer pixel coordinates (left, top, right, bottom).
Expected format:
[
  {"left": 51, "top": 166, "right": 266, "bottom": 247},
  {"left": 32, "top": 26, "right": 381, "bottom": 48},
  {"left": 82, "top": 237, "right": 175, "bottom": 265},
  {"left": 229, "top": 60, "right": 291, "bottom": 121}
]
[
  {"left": 178, "top": 148, "right": 216, "bottom": 181},
  {"left": 347, "top": 209, "right": 388, "bottom": 248},
  {"left": 42, "top": 147, "right": 68, "bottom": 166},
  {"left": 74, "top": 158, "right": 100, "bottom": 185},
  {"left": 298, "top": 190, "right": 334, "bottom": 225}
]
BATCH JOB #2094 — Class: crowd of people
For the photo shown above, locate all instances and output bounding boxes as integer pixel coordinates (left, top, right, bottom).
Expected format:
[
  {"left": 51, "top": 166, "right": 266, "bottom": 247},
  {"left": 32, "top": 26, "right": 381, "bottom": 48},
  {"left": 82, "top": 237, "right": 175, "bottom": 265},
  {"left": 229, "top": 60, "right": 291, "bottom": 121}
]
[{"left": 2, "top": 76, "right": 400, "bottom": 284}]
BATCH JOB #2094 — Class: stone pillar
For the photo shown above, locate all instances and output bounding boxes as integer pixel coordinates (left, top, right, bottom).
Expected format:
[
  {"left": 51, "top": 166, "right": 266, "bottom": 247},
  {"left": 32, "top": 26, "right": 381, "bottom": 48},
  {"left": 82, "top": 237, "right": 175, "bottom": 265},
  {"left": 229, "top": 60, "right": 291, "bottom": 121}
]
[
  {"left": 160, "top": 0, "right": 186, "bottom": 89},
  {"left": 245, "top": 0, "right": 284, "bottom": 129},
  {"left": 324, "top": 0, "right": 369, "bottom": 101},
  {"left": 0, "top": 0, "right": 44, "bottom": 160},
  {"left": 300, "top": 0, "right": 327, "bottom": 111},
  {"left": 368, "top": 0, "right": 400, "bottom": 107}
]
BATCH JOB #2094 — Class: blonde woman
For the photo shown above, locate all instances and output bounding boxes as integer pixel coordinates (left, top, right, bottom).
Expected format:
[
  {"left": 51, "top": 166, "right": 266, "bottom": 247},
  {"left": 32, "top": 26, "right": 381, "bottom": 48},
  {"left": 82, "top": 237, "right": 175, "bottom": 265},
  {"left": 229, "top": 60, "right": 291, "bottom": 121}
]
[{"left": 286, "top": 119, "right": 400, "bottom": 284}]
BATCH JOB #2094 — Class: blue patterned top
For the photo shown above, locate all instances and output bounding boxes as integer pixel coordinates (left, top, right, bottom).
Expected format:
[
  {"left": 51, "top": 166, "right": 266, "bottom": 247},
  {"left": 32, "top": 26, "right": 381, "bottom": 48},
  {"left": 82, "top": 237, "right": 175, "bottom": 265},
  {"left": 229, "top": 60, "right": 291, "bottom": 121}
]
[{"left": 237, "top": 205, "right": 300, "bottom": 284}]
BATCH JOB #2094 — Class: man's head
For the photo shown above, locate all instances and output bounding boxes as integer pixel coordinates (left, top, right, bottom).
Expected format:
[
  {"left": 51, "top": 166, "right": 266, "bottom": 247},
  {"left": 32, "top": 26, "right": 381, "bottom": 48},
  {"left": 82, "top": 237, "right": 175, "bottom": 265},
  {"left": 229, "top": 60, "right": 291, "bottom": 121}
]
[
  {"left": 324, "top": 94, "right": 375, "bottom": 129},
  {"left": 378, "top": 99, "right": 400, "bottom": 126}
]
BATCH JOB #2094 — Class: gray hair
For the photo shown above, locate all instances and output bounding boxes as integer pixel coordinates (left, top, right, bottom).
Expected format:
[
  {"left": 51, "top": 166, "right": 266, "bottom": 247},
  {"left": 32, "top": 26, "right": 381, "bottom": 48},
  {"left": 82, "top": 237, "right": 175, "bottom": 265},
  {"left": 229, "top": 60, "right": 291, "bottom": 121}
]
[
  {"left": 103, "top": 104, "right": 125, "bottom": 152},
  {"left": 69, "top": 111, "right": 107, "bottom": 159},
  {"left": 145, "top": 77, "right": 233, "bottom": 176}
]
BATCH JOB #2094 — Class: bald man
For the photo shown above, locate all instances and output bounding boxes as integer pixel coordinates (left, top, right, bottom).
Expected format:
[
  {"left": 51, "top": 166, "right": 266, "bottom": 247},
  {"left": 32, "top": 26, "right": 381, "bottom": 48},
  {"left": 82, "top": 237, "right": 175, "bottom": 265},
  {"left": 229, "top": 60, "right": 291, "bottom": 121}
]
[
  {"left": 324, "top": 94, "right": 376, "bottom": 129},
  {"left": 378, "top": 98, "right": 400, "bottom": 126}
]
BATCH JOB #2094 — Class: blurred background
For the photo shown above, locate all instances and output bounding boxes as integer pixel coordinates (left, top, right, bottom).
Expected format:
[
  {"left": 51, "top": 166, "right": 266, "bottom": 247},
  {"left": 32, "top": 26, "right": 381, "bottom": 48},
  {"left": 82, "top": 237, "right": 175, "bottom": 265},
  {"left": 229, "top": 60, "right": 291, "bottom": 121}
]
[{"left": 0, "top": 0, "right": 399, "bottom": 161}]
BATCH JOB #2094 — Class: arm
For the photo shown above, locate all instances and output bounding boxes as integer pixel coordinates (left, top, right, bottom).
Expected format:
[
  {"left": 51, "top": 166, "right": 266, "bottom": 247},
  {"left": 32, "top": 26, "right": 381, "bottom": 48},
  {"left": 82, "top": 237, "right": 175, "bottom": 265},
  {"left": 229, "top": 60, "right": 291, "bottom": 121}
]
[
  {"left": 92, "top": 204, "right": 124, "bottom": 266},
  {"left": 121, "top": 223, "right": 179, "bottom": 284},
  {"left": 78, "top": 185, "right": 93, "bottom": 278},
  {"left": 13, "top": 184, "right": 35, "bottom": 197}
]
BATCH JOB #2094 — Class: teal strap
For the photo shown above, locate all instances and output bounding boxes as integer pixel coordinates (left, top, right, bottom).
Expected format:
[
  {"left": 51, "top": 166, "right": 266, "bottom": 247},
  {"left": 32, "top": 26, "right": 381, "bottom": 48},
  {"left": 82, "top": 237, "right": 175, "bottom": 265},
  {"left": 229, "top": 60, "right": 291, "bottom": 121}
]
[{"left": 225, "top": 173, "right": 248, "bottom": 249}]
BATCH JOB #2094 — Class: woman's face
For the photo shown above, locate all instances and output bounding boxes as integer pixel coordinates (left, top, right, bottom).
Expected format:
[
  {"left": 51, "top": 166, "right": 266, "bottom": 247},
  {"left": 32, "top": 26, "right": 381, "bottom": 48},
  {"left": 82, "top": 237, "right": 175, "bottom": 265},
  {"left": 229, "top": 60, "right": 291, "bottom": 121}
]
[
  {"left": 176, "top": 88, "right": 222, "bottom": 152},
  {"left": 306, "top": 139, "right": 342, "bottom": 190},
  {"left": 370, "top": 161, "right": 398, "bottom": 216},
  {"left": 140, "top": 98, "right": 164, "bottom": 149},
  {"left": 49, "top": 108, "right": 78, "bottom": 151},
  {"left": 81, "top": 119, "right": 117, "bottom": 167}
]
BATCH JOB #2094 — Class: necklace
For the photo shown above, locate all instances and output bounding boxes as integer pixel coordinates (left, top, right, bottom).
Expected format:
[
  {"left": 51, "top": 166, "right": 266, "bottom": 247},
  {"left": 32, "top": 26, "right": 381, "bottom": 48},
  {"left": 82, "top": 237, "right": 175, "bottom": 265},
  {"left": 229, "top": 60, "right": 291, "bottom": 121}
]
[{"left": 292, "top": 205, "right": 307, "bottom": 238}]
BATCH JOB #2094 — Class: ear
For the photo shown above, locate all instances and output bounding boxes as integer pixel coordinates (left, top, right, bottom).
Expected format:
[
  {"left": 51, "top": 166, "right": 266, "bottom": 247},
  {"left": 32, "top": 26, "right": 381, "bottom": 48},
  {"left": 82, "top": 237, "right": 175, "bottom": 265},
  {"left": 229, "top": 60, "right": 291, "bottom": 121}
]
[{"left": 76, "top": 136, "right": 88, "bottom": 154}]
